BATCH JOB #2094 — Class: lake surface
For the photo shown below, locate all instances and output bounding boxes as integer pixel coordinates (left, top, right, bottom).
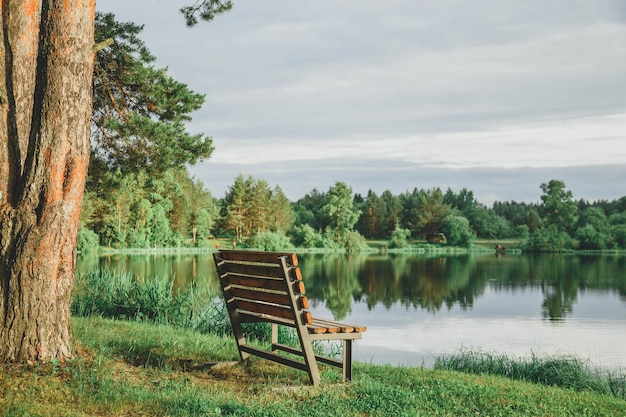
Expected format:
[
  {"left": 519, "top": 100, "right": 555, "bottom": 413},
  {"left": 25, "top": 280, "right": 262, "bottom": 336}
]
[{"left": 77, "top": 252, "right": 626, "bottom": 369}]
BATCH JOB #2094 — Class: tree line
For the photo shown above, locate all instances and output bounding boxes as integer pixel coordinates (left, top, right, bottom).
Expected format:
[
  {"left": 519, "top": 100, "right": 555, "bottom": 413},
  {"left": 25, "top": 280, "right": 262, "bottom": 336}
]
[{"left": 80, "top": 169, "right": 626, "bottom": 253}]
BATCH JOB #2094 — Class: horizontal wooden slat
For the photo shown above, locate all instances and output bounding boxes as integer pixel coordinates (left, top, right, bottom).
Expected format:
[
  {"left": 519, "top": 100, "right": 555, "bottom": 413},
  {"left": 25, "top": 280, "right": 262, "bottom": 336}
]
[
  {"left": 239, "top": 345, "right": 308, "bottom": 372},
  {"left": 219, "top": 262, "right": 285, "bottom": 279},
  {"left": 312, "top": 318, "right": 367, "bottom": 333},
  {"left": 235, "top": 299, "right": 295, "bottom": 321},
  {"left": 272, "top": 343, "right": 343, "bottom": 368},
  {"left": 225, "top": 274, "right": 287, "bottom": 292},
  {"left": 238, "top": 311, "right": 297, "bottom": 328},
  {"left": 298, "top": 296, "right": 309, "bottom": 310},
  {"left": 230, "top": 287, "right": 291, "bottom": 307},
  {"left": 216, "top": 250, "right": 296, "bottom": 266}
]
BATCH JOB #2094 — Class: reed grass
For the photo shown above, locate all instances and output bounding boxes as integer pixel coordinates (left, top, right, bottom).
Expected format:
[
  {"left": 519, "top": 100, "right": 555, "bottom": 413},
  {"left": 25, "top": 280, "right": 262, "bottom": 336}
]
[
  {"left": 72, "top": 268, "right": 232, "bottom": 335},
  {"left": 434, "top": 349, "right": 626, "bottom": 400},
  {"left": 72, "top": 268, "right": 311, "bottom": 353}
]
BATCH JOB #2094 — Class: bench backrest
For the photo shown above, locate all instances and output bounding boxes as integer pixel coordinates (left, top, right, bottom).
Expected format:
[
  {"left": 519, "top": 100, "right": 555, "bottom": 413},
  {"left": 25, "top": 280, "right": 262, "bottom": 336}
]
[{"left": 213, "top": 250, "right": 313, "bottom": 328}]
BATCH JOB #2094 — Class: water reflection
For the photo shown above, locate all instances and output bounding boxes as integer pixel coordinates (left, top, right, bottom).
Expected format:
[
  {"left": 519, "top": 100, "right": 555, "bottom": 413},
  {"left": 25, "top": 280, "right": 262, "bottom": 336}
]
[
  {"left": 76, "top": 252, "right": 626, "bottom": 322},
  {"left": 76, "top": 253, "right": 223, "bottom": 295},
  {"left": 295, "top": 253, "right": 626, "bottom": 322},
  {"left": 76, "top": 252, "right": 626, "bottom": 367}
]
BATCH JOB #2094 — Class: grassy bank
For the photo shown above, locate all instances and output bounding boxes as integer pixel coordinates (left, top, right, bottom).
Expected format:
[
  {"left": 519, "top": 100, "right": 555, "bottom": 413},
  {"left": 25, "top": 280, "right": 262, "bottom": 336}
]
[{"left": 1, "top": 317, "right": 625, "bottom": 417}]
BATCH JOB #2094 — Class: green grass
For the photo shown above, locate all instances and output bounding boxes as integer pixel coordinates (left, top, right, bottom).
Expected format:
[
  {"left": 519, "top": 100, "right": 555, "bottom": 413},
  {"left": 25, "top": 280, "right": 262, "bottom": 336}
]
[
  {"left": 435, "top": 349, "right": 626, "bottom": 400},
  {"left": 1, "top": 317, "right": 625, "bottom": 416}
]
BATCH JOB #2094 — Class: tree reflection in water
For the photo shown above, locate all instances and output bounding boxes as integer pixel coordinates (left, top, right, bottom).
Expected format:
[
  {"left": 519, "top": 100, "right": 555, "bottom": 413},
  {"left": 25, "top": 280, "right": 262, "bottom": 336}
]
[
  {"left": 76, "top": 252, "right": 626, "bottom": 322},
  {"left": 297, "top": 253, "right": 626, "bottom": 321}
]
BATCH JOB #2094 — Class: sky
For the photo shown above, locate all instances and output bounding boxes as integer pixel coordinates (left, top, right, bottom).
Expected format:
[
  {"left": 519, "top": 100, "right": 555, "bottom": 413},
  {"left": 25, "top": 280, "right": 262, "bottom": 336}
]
[{"left": 102, "top": 0, "right": 626, "bottom": 205}]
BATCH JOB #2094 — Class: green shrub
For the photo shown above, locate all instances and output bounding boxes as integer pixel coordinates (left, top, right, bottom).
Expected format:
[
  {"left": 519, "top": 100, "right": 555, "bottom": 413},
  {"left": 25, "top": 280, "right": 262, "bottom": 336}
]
[
  {"left": 77, "top": 227, "right": 100, "bottom": 255},
  {"left": 523, "top": 226, "right": 572, "bottom": 252},
  {"left": 442, "top": 215, "right": 475, "bottom": 247},
  {"left": 388, "top": 226, "right": 411, "bottom": 249},
  {"left": 289, "top": 224, "right": 326, "bottom": 248},
  {"left": 342, "top": 230, "right": 369, "bottom": 252},
  {"left": 249, "top": 231, "right": 294, "bottom": 251}
]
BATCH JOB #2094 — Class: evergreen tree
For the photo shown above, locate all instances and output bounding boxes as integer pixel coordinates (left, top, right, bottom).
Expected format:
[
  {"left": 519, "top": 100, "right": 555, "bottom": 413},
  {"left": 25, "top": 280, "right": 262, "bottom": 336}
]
[
  {"left": 415, "top": 188, "right": 450, "bottom": 238},
  {"left": 381, "top": 190, "right": 402, "bottom": 237},
  {"left": 91, "top": 13, "right": 212, "bottom": 175},
  {"left": 357, "top": 190, "right": 386, "bottom": 239},
  {"left": 222, "top": 174, "right": 254, "bottom": 242},
  {"left": 270, "top": 185, "right": 295, "bottom": 232}
]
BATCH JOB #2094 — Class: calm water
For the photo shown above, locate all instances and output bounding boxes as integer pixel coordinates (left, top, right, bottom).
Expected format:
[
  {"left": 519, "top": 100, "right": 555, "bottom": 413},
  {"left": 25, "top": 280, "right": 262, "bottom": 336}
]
[{"left": 77, "top": 252, "right": 626, "bottom": 369}]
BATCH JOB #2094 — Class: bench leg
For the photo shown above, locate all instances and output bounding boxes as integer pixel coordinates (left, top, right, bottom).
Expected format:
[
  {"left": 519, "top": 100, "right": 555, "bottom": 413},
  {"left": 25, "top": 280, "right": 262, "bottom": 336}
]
[
  {"left": 271, "top": 323, "right": 279, "bottom": 352},
  {"left": 343, "top": 340, "right": 353, "bottom": 382}
]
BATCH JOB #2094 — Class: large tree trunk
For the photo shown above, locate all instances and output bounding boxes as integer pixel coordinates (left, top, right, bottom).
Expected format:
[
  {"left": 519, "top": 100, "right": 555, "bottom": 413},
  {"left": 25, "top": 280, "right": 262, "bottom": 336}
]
[{"left": 0, "top": 0, "right": 95, "bottom": 363}]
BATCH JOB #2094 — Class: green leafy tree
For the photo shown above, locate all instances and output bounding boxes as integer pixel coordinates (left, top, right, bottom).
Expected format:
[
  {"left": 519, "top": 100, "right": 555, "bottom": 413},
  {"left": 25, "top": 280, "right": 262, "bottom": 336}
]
[
  {"left": 221, "top": 176, "right": 295, "bottom": 243},
  {"left": 539, "top": 180, "right": 578, "bottom": 234},
  {"left": 322, "top": 181, "right": 361, "bottom": 241},
  {"left": 608, "top": 211, "right": 626, "bottom": 248},
  {"left": 526, "top": 208, "right": 542, "bottom": 232},
  {"left": 293, "top": 189, "right": 328, "bottom": 231},
  {"left": 525, "top": 180, "right": 577, "bottom": 252},
  {"left": 575, "top": 207, "right": 612, "bottom": 250},
  {"left": 442, "top": 216, "right": 476, "bottom": 247},
  {"left": 523, "top": 225, "right": 572, "bottom": 252},
  {"left": 466, "top": 206, "right": 511, "bottom": 239}
]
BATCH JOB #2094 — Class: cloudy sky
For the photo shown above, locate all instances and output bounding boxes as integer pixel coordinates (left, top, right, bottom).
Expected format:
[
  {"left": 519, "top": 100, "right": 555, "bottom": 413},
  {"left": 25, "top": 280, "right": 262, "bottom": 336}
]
[{"left": 102, "top": 1, "right": 626, "bottom": 205}]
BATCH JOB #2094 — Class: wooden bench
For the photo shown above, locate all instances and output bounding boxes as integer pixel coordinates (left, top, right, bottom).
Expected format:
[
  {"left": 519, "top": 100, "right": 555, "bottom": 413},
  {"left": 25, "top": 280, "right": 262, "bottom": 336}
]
[{"left": 213, "top": 250, "right": 366, "bottom": 385}]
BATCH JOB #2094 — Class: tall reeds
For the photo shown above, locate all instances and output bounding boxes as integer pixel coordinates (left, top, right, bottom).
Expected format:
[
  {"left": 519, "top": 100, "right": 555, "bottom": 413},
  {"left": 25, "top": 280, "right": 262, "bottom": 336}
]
[
  {"left": 72, "top": 268, "right": 300, "bottom": 346},
  {"left": 72, "top": 269, "right": 230, "bottom": 335},
  {"left": 435, "top": 349, "right": 626, "bottom": 400}
]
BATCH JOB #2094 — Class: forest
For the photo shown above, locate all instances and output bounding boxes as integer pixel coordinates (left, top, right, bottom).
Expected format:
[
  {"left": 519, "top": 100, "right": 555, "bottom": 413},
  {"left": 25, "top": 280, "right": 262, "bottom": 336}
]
[{"left": 79, "top": 13, "right": 626, "bottom": 255}]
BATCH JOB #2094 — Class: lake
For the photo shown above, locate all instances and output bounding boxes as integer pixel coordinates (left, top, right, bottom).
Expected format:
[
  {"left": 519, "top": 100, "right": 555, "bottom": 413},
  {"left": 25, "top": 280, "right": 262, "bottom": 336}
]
[{"left": 77, "top": 251, "right": 626, "bottom": 370}]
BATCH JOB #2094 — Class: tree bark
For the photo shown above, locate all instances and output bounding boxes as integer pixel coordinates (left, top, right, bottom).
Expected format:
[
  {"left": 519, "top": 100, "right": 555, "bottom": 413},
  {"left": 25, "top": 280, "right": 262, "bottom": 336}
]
[{"left": 0, "top": 0, "right": 95, "bottom": 363}]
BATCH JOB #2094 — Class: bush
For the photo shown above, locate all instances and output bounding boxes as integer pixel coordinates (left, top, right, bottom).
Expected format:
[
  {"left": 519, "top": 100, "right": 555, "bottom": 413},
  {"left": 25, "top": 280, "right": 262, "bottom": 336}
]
[
  {"left": 77, "top": 227, "right": 100, "bottom": 256},
  {"left": 289, "top": 224, "right": 325, "bottom": 248},
  {"left": 388, "top": 226, "right": 411, "bottom": 249},
  {"left": 523, "top": 226, "right": 572, "bottom": 252},
  {"left": 342, "top": 230, "right": 368, "bottom": 252},
  {"left": 249, "top": 231, "right": 294, "bottom": 251},
  {"left": 441, "top": 215, "right": 475, "bottom": 247},
  {"left": 575, "top": 224, "right": 613, "bottom": 250}
]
